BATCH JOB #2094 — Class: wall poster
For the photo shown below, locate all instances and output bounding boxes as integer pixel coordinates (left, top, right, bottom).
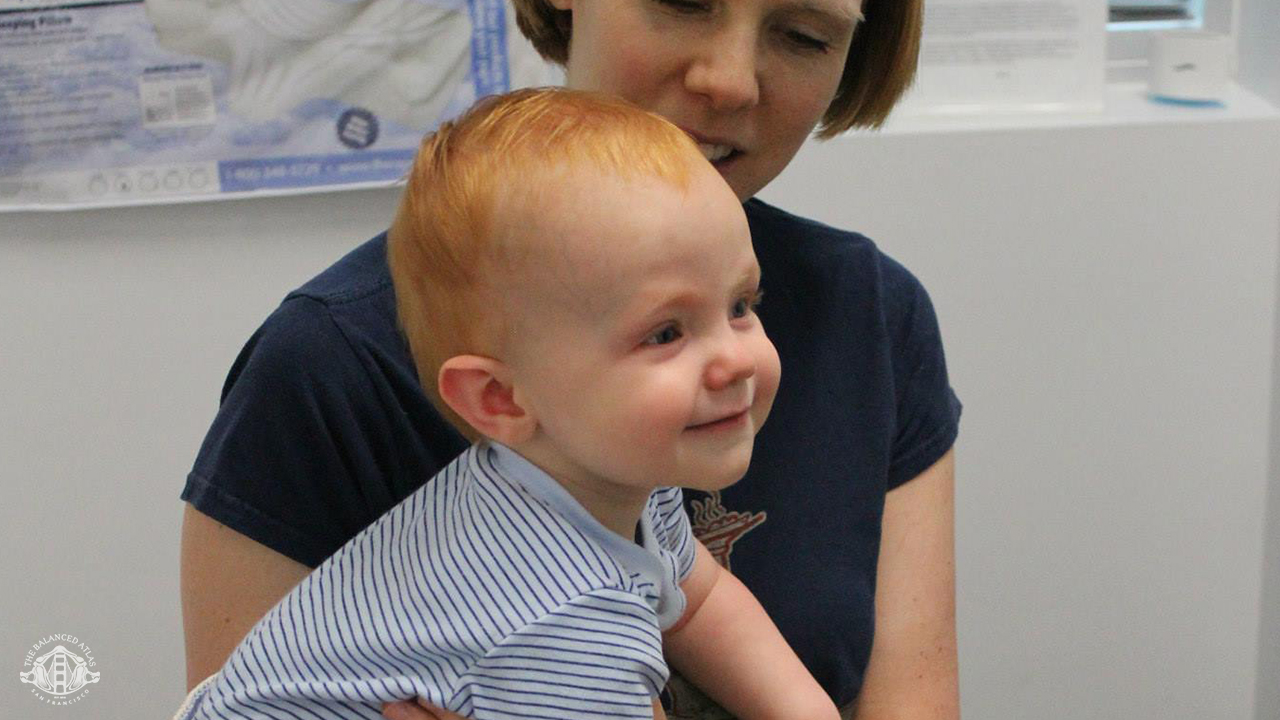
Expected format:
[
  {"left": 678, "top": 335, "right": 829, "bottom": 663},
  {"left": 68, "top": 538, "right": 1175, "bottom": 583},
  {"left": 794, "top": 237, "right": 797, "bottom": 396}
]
[{"left": 0, "top": 0, "right": 555, "bottom": 210}]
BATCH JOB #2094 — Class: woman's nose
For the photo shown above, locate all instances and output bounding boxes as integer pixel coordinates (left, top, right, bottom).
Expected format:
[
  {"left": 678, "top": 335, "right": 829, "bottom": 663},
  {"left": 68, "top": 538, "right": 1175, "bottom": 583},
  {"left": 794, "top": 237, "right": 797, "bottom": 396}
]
[
  {"left": 705, "top": 334, "right": 757, "bottom": 391},
  {"left": 684, "top": 26, "right": 761, "bottom": 113}
]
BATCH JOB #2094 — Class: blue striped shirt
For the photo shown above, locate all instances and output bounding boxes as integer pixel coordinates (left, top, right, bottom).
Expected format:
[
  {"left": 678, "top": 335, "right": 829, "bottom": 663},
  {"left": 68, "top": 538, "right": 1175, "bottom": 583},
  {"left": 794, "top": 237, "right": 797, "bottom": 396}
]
[{"left": 185, "top": 441, "right": 696, "bottom": 720}]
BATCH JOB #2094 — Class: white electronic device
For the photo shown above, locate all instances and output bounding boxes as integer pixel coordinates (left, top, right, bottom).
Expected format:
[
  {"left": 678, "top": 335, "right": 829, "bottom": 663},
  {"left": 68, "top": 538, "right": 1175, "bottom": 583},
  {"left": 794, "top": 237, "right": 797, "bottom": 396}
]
[{"left": 1149, "top": 31, "right": 1231, "bottom": 105}]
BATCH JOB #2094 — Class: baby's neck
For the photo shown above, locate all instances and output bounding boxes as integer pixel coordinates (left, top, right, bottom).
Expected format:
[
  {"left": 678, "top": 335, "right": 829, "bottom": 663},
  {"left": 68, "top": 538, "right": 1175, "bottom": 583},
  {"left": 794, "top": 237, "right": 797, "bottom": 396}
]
[
  {"left": 554, "top": 474, "right": 651, "bottom": 541},
  {"left": 509, "top": 442, "right": 652, "bottom": 542}
]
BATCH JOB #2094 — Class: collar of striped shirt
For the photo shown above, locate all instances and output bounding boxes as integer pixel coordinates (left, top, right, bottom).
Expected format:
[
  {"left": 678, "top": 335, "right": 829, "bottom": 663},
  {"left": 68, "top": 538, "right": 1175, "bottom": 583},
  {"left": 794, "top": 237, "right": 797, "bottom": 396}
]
[{"left": 480, "top": 440, "right": 687, "bottom": 628}]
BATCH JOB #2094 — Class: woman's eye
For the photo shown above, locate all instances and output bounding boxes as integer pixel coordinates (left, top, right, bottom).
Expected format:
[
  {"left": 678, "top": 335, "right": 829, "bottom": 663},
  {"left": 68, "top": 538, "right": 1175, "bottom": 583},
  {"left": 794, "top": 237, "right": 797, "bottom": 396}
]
[
  {"left": 654, "top": 0, "right": 710, "bottom": 13},
  {"left": 784, "top": 29, "right": 830, "bottom": 53},
  {"left": 644, "top": 324, "right": 683, "bottom": 346}
]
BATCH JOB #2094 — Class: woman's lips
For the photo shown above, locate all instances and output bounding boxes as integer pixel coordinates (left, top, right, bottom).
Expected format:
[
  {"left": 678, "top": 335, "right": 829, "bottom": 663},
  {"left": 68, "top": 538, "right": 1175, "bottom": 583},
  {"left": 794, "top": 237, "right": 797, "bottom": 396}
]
[
  {"left": 681, "top": 127, "right": 743, "bottom": 167},
  {"left": 696, "top": 142, "right": 735, "bottom": 162},
  {"left": 709, "top": 148, "right": 742, "bottom": 170}
]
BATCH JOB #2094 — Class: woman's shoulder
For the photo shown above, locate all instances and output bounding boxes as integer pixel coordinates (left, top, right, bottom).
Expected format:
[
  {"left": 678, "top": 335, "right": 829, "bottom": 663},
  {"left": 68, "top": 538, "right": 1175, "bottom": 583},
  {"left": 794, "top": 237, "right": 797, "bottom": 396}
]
[
  {"left": 744, "top": 198, "right": 931, "bottom": 313},
  {"left": 225, "top": 233, "right": 402, "bottom": 394},
  {"left": 286, "top": 231, "right": 394, "bottom": 307},
  {"left": 744, "top": 197, "right": 875, "bottom": 249},
  {"left": 742, "top": 200, "right": 962, "bottom": 489}
]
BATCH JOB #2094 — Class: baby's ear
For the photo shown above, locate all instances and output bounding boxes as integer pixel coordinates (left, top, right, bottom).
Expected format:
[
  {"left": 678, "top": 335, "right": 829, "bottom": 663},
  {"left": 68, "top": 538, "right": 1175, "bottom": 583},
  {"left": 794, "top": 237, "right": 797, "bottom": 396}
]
[{"left": 437, "top": 356, "right": 535, "bottom": 445}]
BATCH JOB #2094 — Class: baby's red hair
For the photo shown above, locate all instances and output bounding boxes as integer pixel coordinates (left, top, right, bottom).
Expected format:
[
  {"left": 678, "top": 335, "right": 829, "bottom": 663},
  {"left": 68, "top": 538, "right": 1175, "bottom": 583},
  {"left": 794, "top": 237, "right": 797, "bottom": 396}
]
[{"left": 388, "top": 87, "right": 701, "bottom": 437}]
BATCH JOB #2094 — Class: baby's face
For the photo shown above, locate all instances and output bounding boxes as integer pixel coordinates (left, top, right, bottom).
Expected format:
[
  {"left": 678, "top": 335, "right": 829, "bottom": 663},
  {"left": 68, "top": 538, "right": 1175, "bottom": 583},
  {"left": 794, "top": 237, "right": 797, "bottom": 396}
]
[{"left": 499, "top": 163, "right": 781, "bottom": 497}]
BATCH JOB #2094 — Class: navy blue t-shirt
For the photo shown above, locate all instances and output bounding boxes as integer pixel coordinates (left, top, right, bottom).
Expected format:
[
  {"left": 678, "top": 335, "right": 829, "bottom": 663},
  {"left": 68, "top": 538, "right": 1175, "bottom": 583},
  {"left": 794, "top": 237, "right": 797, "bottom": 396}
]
[{"left": 183, "top": 198, "right": 961, "bottom": 710}]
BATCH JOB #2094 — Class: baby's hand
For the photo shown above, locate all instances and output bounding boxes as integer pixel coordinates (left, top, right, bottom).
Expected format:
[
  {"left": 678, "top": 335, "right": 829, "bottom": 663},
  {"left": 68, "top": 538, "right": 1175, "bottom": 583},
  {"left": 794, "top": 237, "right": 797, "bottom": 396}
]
[{"left": 381, "top": 699, "right": 466, "bottom": 720}]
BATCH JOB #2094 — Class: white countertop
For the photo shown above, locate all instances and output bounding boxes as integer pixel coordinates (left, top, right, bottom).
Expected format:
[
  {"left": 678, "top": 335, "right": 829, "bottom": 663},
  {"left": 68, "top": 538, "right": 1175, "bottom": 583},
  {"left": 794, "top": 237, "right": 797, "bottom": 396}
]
[{"left": 864, "top": 80, "right": 1280, "bottom": 136}]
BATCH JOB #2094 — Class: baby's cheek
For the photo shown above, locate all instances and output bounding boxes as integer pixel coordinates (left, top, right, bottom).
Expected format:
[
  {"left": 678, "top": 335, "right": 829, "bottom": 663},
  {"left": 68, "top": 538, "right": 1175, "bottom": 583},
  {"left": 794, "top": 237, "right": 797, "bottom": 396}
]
[
  {"left": 632, "top": 380, "right": 695, "bottom": 434},
  {"left": 753, "top": 338, "right": 783, "bottom": 419}
]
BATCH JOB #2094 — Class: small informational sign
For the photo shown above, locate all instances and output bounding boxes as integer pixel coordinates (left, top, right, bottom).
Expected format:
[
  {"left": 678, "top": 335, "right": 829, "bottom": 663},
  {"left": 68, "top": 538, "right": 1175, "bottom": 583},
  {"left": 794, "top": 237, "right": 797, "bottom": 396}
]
[
  {"left": 896, "top": 0, "right": 1108, "bottom": 115},
  {"left": 0, "top": 0, "right": 555, "bottom": 210}
]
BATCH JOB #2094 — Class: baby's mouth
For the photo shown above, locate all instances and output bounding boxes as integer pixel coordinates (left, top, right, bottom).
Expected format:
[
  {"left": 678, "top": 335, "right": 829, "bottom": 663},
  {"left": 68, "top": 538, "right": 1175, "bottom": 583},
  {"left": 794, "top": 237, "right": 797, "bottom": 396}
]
[{"left": 687, "top": 408, "right": 750, "bottom": 432}]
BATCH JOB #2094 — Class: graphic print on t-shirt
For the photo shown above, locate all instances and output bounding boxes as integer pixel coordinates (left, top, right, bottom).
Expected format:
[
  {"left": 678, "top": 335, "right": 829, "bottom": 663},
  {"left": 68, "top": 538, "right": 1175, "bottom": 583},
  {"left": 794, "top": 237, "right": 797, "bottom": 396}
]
[{"left": 687, "top": 491, "right": 766, "bottom": 570}]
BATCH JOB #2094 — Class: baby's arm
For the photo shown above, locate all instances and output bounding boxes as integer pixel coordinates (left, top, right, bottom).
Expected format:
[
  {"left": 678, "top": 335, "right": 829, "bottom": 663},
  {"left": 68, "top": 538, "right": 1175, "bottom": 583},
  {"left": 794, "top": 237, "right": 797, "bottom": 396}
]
[{"left": 663, "top": 541, "right": 840, "bottom": 720}]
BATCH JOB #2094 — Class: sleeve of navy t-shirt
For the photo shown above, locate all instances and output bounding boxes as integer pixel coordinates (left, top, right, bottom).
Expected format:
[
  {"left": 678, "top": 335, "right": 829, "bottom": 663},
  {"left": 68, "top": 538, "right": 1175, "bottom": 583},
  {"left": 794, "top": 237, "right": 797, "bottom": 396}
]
[
  {"left": 878, "top": 251, "right": 962, "bottom": 490},
  {"left": 184, "top": 234, "right": 470, "bottom": 569},
  {"left": 183, "top": 296, "right": 386, "bottom": 566}
]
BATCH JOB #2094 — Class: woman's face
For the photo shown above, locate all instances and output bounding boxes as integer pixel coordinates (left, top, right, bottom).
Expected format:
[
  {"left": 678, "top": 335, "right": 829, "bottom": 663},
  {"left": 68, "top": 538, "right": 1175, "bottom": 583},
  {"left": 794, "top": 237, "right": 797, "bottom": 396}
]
[{"left": 550, "top": 0, "right": 862, "bottom": 201}]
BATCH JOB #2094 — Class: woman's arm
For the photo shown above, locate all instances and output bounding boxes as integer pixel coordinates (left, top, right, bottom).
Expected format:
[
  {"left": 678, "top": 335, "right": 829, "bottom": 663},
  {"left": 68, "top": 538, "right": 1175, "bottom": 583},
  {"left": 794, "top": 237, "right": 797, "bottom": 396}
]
[
  {"left": 851, "top": 449, "right": 959, "bottom": 720},
  {"left": 662, "top": 542, "right": 840, "bottom": 720},
  {"left": 180, "top": 504, "right": 312, "bottom": 690}
]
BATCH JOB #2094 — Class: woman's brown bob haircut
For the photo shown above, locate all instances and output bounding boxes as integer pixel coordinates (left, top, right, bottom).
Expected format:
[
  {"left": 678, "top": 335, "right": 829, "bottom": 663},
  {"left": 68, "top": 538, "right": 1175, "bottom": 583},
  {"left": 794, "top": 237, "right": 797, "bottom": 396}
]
[{"left": 510, "top": 0, "right": 922, "bottom": 137}]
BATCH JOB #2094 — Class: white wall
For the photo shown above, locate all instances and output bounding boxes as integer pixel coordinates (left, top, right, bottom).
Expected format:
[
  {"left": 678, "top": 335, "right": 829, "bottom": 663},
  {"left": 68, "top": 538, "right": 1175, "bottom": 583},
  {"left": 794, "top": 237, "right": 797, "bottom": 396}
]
[
  {"left": 1237, "top": 0, "right": 1279, "bottom": 107},
  {"left": 1261, "top": 217, "right": 1280, "bottom": 720},
  {"left": 3, "top": 97, "right": 1279, "bottom": 719},
  {"left": 1238, "top": 3, "right": 1280, "bottom": 720},
  {"left": 759, "top": 96, "right": 1280, "bottom": 719},
  {"left": 1, "top": 189, "right": 403, "bottom": 719}
]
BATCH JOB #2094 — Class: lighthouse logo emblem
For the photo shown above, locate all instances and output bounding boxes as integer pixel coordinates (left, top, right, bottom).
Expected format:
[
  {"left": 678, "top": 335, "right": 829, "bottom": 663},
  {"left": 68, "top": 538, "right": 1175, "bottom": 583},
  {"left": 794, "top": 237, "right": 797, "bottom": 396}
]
[
  {"left": 688, "top": 491, "right": 766, "bottom": 571},
  {"left": 19, "top": 635, "right": 100, "bottom": 705}
]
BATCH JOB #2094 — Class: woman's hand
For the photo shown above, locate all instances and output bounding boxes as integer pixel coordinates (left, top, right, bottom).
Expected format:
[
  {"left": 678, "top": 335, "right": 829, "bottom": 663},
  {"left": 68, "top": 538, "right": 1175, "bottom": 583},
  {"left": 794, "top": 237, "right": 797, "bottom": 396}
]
[{"left": 382, "top": 699, "right": 465, "bottom": 720}]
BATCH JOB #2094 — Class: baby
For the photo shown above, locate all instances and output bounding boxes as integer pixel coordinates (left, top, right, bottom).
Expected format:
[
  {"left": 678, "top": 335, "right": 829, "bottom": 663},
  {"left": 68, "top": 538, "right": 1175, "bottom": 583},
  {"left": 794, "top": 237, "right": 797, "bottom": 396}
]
[{"left": 176, "top": 88, "right": 837, "bottom": 720}]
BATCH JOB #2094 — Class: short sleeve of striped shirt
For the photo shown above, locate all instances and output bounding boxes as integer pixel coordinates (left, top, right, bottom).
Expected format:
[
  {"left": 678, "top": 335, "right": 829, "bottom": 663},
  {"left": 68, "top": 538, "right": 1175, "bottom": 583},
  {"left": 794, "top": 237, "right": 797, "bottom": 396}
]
[
  {"left": 648, "top": 487, "right": 696, "bottom": 584},
  {"left": 453, "top": 588, "right": 666, "bottom": 720}
]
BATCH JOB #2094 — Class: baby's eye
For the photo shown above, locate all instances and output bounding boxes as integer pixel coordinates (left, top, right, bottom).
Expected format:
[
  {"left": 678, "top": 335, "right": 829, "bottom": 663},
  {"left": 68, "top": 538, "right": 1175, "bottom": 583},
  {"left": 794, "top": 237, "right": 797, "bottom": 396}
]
[
  {"left": 732, "top": 289, "right": 764, "bottom": 319},
  {"left": 643, "top": 324, "right": 683, "bottom": 346}
]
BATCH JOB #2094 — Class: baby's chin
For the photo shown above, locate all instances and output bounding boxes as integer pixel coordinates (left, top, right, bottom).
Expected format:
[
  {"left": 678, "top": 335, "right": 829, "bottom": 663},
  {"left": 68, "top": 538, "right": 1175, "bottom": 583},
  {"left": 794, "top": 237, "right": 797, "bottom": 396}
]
[{"left": 690, "top": 452, "right": 754, "bottom": 494}]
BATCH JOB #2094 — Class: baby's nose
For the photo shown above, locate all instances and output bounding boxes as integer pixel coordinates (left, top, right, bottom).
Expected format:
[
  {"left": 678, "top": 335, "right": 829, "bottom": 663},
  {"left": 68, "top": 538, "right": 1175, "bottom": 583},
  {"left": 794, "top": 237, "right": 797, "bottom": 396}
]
[{"left": 705, "top": 336, "right": 756, "bottom": 391}]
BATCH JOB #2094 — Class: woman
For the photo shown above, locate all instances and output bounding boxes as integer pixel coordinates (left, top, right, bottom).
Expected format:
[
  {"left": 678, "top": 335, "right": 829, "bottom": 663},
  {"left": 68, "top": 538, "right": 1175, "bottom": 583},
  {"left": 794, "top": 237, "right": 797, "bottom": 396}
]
[{"left": 180, "top": 1, "right": 961, "bottom": 718}]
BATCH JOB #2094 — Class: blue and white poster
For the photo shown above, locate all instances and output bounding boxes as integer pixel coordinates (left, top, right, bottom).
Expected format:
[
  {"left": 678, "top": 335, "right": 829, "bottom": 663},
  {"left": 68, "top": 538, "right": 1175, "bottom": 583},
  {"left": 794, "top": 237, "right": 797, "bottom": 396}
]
[{"left": 0, "top": 0, "right": 556, "bottom": 210}]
